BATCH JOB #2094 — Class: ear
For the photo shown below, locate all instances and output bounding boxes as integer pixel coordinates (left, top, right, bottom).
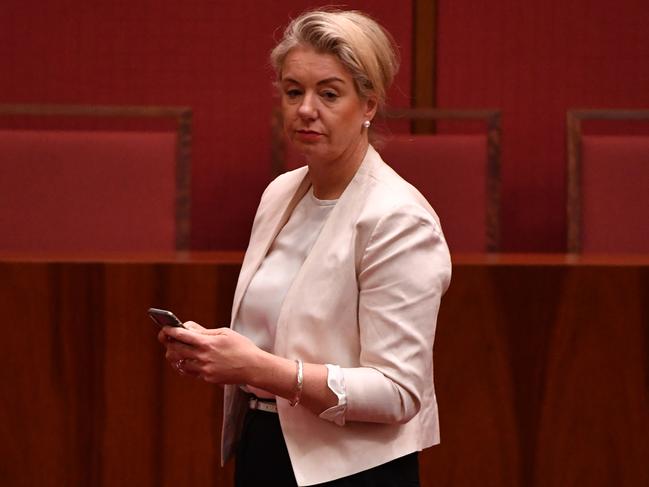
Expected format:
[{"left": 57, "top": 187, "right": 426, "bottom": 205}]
[{"left": 363, "top": 95, "right": 378, "bottom": 122}]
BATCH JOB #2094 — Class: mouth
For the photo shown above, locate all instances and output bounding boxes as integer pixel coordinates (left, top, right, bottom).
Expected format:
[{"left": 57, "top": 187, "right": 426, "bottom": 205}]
[{"left": 294, "top": 129, "right": 324, "bottom": 142}]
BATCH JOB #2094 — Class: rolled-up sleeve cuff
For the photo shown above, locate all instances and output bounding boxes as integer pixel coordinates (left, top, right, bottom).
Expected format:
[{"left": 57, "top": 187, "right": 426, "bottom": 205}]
[{"left": 318, "top": 364, "right": 347, "bottom": 426}]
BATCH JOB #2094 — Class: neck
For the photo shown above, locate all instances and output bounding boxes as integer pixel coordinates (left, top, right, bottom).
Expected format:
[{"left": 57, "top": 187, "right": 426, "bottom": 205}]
[{"left": 307, "top": 139, "right": 369, "bottom": 200}]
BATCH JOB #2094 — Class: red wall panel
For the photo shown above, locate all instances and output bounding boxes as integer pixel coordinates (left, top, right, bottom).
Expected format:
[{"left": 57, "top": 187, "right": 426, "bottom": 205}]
[
  {"left": 437, "top": 0, "right": 649, "bottom": 251},
  {"left": 0, "top": 1, "right": 412, "bottom": 249}
]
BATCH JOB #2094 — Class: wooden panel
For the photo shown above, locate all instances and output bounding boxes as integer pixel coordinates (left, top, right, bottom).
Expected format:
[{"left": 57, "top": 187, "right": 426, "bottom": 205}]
[
  {"left": 0, "top": 258, "right": 239, "bottom": 487},
  {"left": 534, "top": 267, "right": 649, "bottom": 486},
  {"left": 422, "top": 258, "right": 649, "bottom": 487},
  {"left": 1, "top": 253, "right": 648, "bottom": 486},
  {"left": 421, "top": 264, "right": 522, "bottom": 486},
  {"left": 412, "top": 0, "right": 437, "bottom": 133}
]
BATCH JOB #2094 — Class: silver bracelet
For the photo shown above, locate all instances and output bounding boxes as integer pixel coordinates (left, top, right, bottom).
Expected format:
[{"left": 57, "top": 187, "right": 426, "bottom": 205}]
[{"left": 289, "top": 359, "right": 304, "bottom": 407}]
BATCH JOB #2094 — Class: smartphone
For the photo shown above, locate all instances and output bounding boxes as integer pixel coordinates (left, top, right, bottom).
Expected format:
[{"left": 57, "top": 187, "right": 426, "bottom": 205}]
[{"left": 148, "top": 308, "right": 184, "bottom": 328}]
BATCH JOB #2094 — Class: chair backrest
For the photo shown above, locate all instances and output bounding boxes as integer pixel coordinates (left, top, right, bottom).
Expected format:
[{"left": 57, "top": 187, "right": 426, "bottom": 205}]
[
  {"left": 0, "top": 104, "right": 192, "bottom": 252},
  {"left": 566, "top": 109, "right": 649, "bottom": 253},
  {"left": 378, "top": 108, "right": 501, "bottom": 253}
]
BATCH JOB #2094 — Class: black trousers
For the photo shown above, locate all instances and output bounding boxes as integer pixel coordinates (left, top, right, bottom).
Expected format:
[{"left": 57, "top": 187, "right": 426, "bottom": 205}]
[{"left": 235, "top": 408, "right": 420, "bottom": 487}]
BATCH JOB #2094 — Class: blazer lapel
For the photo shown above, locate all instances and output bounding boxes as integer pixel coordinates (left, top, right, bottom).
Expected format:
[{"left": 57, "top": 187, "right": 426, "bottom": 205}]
[
  {"left": 230, "top": 169, "right": 312, "bottom": 327},
  {"left": 273, "top": 146, "right": 382, "bottom": 355},
  {"left": 302, "top": 145, "right": 381, "bottom": 265}
]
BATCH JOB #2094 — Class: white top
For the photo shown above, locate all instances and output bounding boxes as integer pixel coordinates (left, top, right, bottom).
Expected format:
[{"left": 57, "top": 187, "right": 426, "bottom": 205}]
[{"left": 235, "top": 187, "right": 346, "bottom": 424}]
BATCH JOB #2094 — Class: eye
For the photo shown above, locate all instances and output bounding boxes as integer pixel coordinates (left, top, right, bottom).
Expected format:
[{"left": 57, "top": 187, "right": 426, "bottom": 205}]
[
  {"left": 285, "top": 88, "right": 302, "bottom": 99},
  {"left": 320, "top": 90, "right": 339, "bottom": 101}
]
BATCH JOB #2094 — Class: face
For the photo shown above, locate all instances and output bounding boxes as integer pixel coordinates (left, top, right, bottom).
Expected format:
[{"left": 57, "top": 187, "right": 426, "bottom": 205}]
[{"left": 279, "top": 45, "right": 377, "bottom": 165}]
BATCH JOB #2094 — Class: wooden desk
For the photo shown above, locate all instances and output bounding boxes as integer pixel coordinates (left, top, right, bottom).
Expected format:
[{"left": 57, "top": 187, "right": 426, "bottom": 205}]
[{"left": 1, "top": 253, "right": 647, "bottom": 486}]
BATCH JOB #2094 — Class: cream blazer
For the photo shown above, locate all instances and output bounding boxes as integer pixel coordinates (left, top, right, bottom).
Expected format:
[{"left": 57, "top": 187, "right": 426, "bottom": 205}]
[{"left": 221, "top": 145, "right": 452, "bottom": 486}]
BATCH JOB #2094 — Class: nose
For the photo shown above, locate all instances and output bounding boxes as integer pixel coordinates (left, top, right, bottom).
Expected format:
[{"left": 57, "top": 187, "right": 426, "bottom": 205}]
[{"left": 297, "top": 92, "right": 317, "bottom": 121}]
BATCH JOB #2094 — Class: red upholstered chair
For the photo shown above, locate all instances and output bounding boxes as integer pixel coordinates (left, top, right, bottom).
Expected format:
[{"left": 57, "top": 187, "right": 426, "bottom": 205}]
[
  {"left": 0, "top": 105, "right": 192, "bottom": 252},
  {"left": 271, "top": 108, "right": 501, "bottom": 252},
  {"left": 378, "top": 109, "right": 501, "bottom": 253},
  {"left": 566, "top": 109, "right": 649, "bottom": 253}
]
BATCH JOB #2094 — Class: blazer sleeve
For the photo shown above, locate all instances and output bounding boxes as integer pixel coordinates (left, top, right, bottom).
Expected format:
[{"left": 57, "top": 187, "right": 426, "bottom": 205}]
[{"left": 342, "top": 203, "right": 452, "bottom": 424}]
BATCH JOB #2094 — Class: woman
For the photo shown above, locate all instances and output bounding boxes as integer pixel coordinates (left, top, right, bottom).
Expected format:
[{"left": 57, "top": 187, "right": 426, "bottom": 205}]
[{"left": 159, "top": 9, "right": 451, "bottom": 486}]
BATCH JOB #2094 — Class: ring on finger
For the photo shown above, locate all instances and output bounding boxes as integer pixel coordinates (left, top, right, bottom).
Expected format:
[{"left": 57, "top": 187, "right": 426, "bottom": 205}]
[{"left": 175, "top": 358, "right": 187, "bottom": 374}]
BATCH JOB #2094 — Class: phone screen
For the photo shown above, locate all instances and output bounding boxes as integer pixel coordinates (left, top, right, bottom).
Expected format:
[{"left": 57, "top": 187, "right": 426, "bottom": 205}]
[{"left": 148, "top": 308, "right": 183, "bottom": 327}]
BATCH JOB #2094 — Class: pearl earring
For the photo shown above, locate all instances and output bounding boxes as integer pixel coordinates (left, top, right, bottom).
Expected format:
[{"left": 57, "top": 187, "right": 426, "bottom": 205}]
[{"left": 363, "top": 120, "right": 371, "bottom": 129}]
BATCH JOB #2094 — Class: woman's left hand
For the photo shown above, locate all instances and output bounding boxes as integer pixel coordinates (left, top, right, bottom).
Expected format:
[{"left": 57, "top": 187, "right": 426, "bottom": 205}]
[{"left": 158, "top": 322, "right": 262, "bottom": 385}]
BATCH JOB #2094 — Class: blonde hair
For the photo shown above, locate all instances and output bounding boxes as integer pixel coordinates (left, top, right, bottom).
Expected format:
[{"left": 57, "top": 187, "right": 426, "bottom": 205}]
[{"left": 270, "top": 9, "right": 400, "bottom": 110}]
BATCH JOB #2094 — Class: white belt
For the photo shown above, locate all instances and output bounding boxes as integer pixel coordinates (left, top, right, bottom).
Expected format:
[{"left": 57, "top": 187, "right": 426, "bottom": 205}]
[{"left": 249, "top": 397, "right": 278, "bottom": 414}]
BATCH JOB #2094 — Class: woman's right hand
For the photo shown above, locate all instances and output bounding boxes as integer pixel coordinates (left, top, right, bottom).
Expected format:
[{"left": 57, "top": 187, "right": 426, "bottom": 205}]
[{"left": 158, "top": 323, "right": 264, "bottom": 385}]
